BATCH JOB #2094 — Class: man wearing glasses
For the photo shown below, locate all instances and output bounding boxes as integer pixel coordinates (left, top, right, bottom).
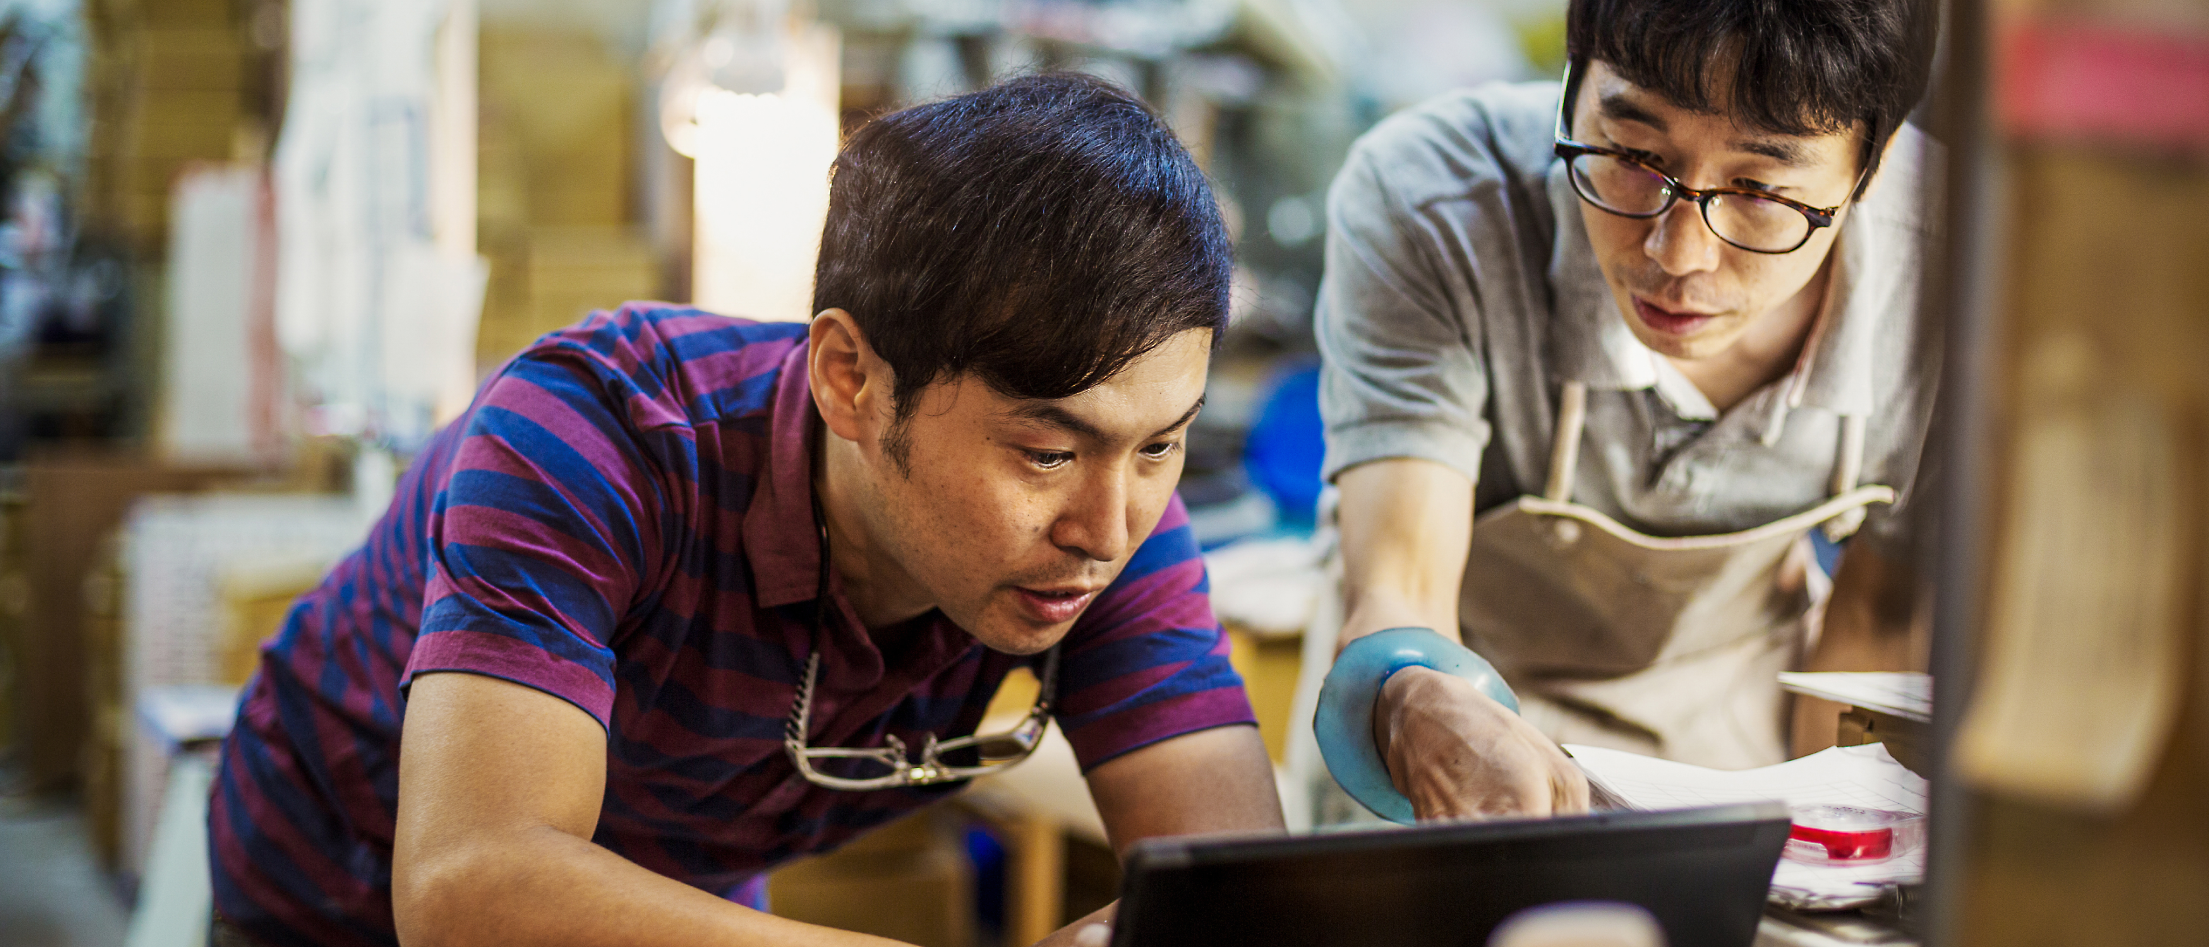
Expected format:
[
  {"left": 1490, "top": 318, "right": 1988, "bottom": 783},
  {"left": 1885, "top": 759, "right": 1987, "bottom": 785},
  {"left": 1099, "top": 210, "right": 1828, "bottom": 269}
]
[
  {"left": 1307, "top": 0, "right": 1938, "bottom": 821},
  {"left": 209, "top": 74, "right": 1282, "bottom": 947}
]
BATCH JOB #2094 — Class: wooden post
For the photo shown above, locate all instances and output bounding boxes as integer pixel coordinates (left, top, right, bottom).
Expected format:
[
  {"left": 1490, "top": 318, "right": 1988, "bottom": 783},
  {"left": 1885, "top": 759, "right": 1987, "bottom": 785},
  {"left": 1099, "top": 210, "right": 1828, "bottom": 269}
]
[
  {"left": 1930, "top": 3, "right": 2209, "bottom": 944},
  {"left": 1007, "top": 811, "right": 1066, "bottom": 947}
]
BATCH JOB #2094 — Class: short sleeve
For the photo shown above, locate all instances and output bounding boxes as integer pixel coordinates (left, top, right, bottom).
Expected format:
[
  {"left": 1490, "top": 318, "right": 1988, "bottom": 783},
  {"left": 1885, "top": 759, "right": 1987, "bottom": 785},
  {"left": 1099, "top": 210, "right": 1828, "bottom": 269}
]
[
  {"left": 404, "top": 351, "right": 671, "bottom": 728},
  {"left": 1051, "top": 494, "right": 1254, "bottom": 771},
  {"left": 1315, "top": 142, "right": 1494, "bottom": 485}
]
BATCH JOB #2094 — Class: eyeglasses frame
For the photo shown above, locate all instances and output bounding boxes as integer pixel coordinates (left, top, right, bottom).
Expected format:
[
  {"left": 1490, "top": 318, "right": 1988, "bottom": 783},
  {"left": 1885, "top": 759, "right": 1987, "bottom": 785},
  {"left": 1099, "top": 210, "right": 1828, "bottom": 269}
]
[
  {"left": 785, "top": 639, "right": 1059, "bottom": 792},
  {"left": 1551, "top": 61, "right": 1866, "bottom": 256}
]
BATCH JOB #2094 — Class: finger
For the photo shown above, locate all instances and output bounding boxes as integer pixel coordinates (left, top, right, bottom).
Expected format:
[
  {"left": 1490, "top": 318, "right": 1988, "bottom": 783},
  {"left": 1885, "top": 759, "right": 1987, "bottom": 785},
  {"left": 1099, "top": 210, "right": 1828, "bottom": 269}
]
[
  {"left": 1471, "top": 749, "right": 1554, "bottom": 820},
  {"left": 1073, "top": 923, "right": 1111, "bottom": 947},
  {"left": 1554, "top": 758, "right": 1592, "bottom": 815},
  {"left": 1532, "top": 738, "right": 1592, "bottom": 814},
  {"left": 1511, "top": 766, "right": 1555, "bottom": 818}
]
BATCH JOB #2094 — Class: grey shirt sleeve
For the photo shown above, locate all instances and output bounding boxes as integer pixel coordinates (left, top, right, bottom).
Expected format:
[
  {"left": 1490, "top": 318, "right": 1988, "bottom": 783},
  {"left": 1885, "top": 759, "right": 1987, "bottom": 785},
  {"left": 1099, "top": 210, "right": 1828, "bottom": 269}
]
[{"left": 1315, "top": 143, "right": 1492, "bottom": 486}]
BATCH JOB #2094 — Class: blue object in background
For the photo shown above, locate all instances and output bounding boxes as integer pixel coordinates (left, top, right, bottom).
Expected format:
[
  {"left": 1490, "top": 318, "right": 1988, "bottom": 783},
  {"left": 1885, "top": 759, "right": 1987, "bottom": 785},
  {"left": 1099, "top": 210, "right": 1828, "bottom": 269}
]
[
  {"left": 965, "top": 825, "right": 1005, "bottom": 937},
  {"left": 1243, "top": 361, "right": 1326, "bottom": 529}
]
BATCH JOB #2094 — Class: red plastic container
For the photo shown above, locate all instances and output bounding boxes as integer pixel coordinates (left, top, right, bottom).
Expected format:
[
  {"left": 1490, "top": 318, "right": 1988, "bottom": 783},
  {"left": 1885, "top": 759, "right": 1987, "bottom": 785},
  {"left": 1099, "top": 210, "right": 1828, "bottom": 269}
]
[{"left": 1784, "top": 804, "right": 1925, "bottom": 865}]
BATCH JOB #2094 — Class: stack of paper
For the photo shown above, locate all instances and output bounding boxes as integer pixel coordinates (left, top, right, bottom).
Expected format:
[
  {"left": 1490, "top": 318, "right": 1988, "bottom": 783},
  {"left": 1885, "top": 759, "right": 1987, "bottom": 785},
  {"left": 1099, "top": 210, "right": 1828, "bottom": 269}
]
[{"left": 1566, "top": 743, "right": 1929, "bottom": 910}]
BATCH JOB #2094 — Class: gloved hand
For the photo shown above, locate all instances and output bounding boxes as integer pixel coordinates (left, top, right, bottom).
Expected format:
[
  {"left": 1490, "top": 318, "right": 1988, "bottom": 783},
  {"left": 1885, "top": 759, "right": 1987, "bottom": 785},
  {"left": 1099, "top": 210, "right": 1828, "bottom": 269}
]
[{"left": 1375, "top": 666, "right": 1590, "bottom": 820}]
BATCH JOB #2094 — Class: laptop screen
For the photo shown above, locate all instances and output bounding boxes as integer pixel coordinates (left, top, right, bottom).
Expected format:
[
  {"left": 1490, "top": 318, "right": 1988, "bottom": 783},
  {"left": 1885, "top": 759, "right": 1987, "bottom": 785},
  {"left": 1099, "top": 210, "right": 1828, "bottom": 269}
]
[{"left": 1112, "top": 802, "right": 1788, "bottom": 947}]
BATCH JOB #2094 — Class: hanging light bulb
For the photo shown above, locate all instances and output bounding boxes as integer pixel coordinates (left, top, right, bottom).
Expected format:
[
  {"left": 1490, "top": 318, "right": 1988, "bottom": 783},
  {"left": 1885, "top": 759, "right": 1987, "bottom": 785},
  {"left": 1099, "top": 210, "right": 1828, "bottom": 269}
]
[
  {"left": 660, "top": 0, "right": 792, "bottom": 159},
  {"left": 660, "top": 0, "right": 840, "bottom": 323}
]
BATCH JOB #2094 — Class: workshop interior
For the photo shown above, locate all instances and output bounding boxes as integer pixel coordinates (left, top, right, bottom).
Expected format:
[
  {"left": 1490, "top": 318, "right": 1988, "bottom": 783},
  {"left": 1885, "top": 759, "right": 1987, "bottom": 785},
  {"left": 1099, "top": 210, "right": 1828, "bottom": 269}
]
[{"left": 0, "top": 0, "right": 2203, "bottom": 946}]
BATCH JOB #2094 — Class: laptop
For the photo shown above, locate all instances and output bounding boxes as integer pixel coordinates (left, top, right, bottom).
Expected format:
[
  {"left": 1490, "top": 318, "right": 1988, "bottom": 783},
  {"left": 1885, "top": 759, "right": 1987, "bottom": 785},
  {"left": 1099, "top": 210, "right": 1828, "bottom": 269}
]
[{"left": 1111, "top": 802, "right": 1788, "bottom": 947}]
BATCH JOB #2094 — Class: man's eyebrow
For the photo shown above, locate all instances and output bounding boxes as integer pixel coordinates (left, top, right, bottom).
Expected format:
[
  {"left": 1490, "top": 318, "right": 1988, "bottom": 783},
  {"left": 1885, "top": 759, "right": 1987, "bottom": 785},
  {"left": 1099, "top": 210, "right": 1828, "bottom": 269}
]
[
  {"left": 1008, "top": 395, "right": 1205, "bottom": 442},
  {"left": 1010, "top": 403, "right": 1107, "bottom": 441},
  {"left": 1597, "top": 92, "right": 1667, "bottom": 132},
  {"left": 1598, "top": 88, "right": 1812, "bottom": 169},
  {"left": 1152, "top": 395, "right": 1206, "bottom": 439},
  {"left": 1733, "top": 136, "right": 1809, "bottom": 167}
]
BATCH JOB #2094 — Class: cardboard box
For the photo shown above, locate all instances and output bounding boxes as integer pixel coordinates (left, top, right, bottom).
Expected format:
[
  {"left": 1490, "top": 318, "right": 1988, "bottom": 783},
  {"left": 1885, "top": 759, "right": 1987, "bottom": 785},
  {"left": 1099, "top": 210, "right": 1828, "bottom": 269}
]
[
  {"left": 10, "top": 455, "right": 245, "bottom": 792},
  {"left": 129, "top": 29, "right": 246, "bottom": 91},
  {"left": 479, "top": 27, "right": 634, "bottom": 229},
  {"left": 0, "top": 486, "right": 24, "bottom": 755},
  {"left": 129, "top": 0, "right": 236, "bottom": 29},
  {"left": 81, "top": 537, "right": 127, "bottom": 867},
  {"left": 477, "top": 225, "right": 658, "bottom": 360},
  {"left": 124, "top": 93, "right": 244, "bottom": 159},
  {"left": 79, "top": 8, "right": 254, "bottom": 251}
]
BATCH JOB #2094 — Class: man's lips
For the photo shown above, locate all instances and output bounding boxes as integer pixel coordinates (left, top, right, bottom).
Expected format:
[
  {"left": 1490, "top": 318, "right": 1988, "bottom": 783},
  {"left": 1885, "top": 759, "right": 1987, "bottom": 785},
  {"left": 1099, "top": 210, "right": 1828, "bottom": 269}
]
[
  {"left": 1631, "top": 297, "right": 1719, "bottom": 336},
  {"left": 1011, "top": 585, "right": 1103, "bottom": 624}
]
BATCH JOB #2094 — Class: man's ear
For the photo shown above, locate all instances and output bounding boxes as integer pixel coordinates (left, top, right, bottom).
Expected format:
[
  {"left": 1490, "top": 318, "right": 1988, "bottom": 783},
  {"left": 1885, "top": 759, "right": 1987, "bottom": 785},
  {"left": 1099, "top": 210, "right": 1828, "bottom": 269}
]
[{"left": 808, "top": 309, "right": 890, "bottom": 443}]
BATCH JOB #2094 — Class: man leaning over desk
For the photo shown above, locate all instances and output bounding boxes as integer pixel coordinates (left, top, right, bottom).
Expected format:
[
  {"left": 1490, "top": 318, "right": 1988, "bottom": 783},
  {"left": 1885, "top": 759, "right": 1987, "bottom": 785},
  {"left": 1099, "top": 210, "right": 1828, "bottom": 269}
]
[
  {"left": 1310, "top": 0, "right": 1941, "bottom": 821},
  {"left": 207, "top": 74, "right": 1283, "bottom": 947}
]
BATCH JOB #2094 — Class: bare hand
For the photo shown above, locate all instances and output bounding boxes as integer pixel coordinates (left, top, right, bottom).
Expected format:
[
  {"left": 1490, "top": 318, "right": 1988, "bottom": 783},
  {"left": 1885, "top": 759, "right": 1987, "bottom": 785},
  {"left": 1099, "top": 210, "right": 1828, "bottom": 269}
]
[{"left": 1375, "top": 667, "right": 1590, "bottom": 820}]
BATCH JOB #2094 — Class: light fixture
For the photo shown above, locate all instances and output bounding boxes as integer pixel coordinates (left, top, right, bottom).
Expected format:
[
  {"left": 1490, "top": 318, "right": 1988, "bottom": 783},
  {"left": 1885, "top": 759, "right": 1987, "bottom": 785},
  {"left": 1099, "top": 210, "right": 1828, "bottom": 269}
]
[{"left": 663, "top": 0, "right": 840, "bottom": 322}]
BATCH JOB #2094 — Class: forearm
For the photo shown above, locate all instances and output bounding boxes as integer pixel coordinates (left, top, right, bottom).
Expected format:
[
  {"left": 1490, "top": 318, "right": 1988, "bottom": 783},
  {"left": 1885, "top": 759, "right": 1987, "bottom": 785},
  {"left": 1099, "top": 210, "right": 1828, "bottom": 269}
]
[
  {"left": 395, "top": 673, "right": 907, "bottom": 947},
  {"left": 1062, "top": 726, "right": 1281, "bottom": 946},
  {"left": 1086, "top": 724, "right": 1283, "bottom": 856},
  {"left": 398, "top": 825, "right": 905, "bottom": 947},
  {"left": 1335, "top": 459, "right": 1475, "bottom": 649}
]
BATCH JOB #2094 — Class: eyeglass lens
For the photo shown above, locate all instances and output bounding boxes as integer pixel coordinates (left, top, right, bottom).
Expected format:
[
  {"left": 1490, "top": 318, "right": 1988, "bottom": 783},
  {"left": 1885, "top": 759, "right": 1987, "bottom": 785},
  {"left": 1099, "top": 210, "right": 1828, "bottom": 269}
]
[
  {"left": 964, "top": 732, "right": 1036, "bottom": 762},
  {"left": 1566, "top": 152, "right": 1812, "bottom": 253}
]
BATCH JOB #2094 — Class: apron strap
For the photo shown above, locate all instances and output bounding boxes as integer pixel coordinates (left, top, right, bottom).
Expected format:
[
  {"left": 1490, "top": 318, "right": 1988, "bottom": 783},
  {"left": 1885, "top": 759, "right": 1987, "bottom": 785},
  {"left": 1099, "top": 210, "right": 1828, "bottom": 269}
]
[
  {"left": 1822, "top": 414, "right": 1871, "bottom": 542},
  {"left": 1545, "top": 380, "right": 1589, "bottom": 503}
]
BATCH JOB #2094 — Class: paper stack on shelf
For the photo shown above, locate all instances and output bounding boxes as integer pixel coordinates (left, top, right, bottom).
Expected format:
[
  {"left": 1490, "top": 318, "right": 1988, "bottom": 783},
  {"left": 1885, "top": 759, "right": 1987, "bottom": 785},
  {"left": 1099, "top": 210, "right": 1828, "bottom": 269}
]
[
  {"left": 1568, "top": 743, "right": 1929, "bottom": 910},
  {"left": 1778, "top": 671, "right": 1932, "bottom": 723}
]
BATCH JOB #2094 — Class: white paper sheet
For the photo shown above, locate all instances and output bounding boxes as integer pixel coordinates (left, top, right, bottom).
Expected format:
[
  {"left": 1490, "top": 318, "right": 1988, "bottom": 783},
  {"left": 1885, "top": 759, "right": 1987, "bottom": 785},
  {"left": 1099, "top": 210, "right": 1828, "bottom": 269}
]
[
  {"left": 1566, "top": 743, "right": 1928, "bottom": 909},
  {"left": 1777, "top": 671, "right": 1932, "bottom": 724}
]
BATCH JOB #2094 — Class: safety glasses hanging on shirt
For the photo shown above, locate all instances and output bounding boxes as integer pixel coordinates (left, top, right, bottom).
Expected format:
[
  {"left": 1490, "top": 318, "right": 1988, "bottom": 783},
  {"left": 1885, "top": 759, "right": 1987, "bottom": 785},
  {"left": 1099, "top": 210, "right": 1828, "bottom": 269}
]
[
  {"left": 783, "top": 502, "right": 1059, "bottom": 791},
  {"left": 1551, "top": 61, "right": 1870, "bottom": 255}
]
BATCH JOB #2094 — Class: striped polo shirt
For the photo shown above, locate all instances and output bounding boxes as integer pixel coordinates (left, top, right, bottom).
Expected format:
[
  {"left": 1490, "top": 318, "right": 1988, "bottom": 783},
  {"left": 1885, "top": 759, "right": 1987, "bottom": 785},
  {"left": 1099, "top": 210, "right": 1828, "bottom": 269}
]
[{"left": 209, "top": 304, "right": 1254, "bottom": 947}]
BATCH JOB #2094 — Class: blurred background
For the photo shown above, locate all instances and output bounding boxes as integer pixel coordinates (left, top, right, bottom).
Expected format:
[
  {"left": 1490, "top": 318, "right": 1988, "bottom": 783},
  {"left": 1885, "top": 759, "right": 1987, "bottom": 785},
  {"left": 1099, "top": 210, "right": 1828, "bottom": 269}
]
[
  {"left": 5, "top": 2, "right": 2209, "bottom": 947},
  {"left": 0, "top": 1, "right": 1568, "bottom": 945}
]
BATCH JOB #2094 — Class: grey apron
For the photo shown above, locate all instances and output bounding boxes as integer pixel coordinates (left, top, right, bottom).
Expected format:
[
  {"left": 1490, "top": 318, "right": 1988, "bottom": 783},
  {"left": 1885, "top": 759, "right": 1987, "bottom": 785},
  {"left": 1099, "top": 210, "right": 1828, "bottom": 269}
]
[{"left": 1462, "top": 380, "right": 1893, "bottom": 769}]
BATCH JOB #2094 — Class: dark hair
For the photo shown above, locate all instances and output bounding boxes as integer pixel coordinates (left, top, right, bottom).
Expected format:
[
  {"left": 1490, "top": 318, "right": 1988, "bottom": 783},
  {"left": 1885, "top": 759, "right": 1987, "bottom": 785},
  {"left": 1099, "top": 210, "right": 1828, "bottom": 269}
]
[
  {"left": 1565, "top": 0, "right": 1935, "bottom": 195},
  {"left": 812, "top": 72, "right": 1230, "bottom": 454}
]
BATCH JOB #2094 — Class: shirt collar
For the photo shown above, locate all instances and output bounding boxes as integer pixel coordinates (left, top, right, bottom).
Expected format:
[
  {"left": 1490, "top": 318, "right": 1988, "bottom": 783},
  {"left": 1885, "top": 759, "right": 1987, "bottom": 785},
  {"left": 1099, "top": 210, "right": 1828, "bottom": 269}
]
[
  {"left": 1791, "top": 122, "right": 1934, "bottom": 420},
  {"left": 738, "top": 337, "right": 974, "bottom": 693},
  {"left": 1542, "top": 125, "right": 1932, "bottom": 427},
  {"left": 744, "top": 339, "right": 831, "bottom": 611}
]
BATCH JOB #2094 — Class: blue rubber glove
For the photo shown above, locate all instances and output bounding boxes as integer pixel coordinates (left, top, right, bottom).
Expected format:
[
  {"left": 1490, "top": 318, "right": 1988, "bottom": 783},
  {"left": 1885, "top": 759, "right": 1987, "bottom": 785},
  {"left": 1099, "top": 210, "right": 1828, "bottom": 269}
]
[{"left": 1313, "top": 627, "right": 1519, "bottom": 823}]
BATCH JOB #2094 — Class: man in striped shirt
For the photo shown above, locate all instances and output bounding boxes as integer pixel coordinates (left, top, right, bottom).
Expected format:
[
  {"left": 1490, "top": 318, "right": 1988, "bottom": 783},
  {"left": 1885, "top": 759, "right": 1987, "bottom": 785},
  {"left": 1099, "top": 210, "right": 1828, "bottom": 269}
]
[{"left": 209, "top": 74, "right": 1283, "bottom": 947}]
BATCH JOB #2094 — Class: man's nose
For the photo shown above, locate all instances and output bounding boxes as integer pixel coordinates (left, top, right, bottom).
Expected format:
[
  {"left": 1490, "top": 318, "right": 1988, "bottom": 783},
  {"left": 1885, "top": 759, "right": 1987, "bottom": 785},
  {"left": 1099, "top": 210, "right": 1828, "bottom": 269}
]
[
  {"left": 1643, "top": 200, "right": 1722, "bottom": 276},
  {"left": 1052, "top": 464, "right": 1133, "bottom": 563}
]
